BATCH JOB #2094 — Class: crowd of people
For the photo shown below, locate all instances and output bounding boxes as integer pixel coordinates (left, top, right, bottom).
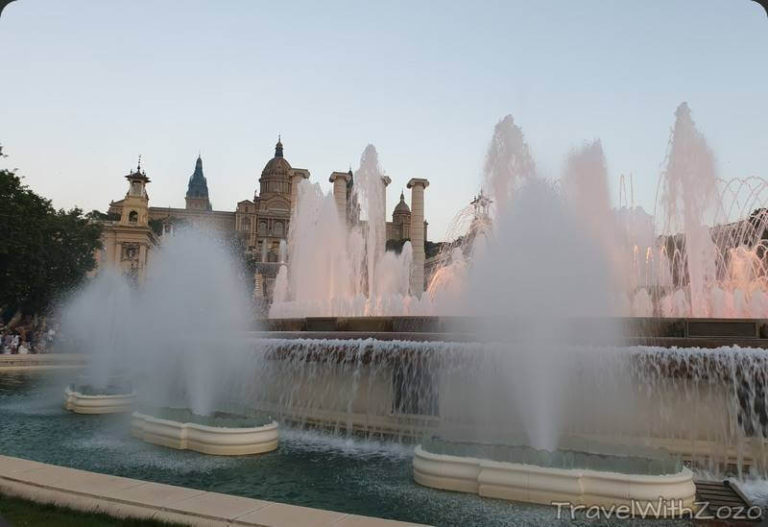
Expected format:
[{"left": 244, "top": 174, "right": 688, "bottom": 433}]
[{"left": 0, "top": 319, "right": 56, "bottom": 355}]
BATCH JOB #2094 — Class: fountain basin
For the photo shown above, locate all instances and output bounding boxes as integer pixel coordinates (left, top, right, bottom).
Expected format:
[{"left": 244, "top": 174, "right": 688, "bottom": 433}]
[
  {"left": 131, "top": 410, "right": 279, "bottom": 456},
  {"left": 413, "top": 445, "right": 696, "bottom": 517},
  {"left": 64, "top": 386, "right": 135, "bottom": 414}
]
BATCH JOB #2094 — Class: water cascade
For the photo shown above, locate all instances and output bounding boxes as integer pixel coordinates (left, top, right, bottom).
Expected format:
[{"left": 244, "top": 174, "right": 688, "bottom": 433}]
[{"left": 234, "top": 337, "right": 767, "bottom": 478}]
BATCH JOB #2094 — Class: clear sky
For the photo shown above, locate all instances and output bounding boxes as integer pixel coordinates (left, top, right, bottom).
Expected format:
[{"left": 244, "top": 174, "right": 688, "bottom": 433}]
[{"left": 1, "top": 0, "right": 766, "bottom": 241}]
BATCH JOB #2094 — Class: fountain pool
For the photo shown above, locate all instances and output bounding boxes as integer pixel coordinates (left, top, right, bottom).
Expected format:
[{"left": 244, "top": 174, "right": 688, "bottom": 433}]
[{"left": 0, "top": 370, "right": 730, "bottom": 527}]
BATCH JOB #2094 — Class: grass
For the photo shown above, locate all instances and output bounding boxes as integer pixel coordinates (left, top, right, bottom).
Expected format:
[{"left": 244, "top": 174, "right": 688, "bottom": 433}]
[{"left": 0, "top": 495, "right": 185, "bottom": 527}]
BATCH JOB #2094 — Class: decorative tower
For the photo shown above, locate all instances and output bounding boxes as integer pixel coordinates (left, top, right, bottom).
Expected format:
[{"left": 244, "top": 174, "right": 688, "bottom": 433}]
[
  {"left": 99, "top": 157, "right": 154, "bottom": 284},
  {"left": 185, "top": 155, "right": 212, "bottom": 211},
  {"left": 120, "top": 159, "right": 150, "bottom": 227}
]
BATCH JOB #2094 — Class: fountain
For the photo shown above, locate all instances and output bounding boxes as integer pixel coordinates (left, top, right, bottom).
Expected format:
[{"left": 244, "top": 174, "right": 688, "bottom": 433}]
[
  {"left": 59, "top": 228, "right": 280, "bottom": 453},
  {"left": 58, "top": 269, "right": 136, "bottom": 413},
  {"left": 259, "top": 106, "right": 767, "bottom": 515},
  {"left": 26, "top": 102, "right": 767, "bottom": 521}
]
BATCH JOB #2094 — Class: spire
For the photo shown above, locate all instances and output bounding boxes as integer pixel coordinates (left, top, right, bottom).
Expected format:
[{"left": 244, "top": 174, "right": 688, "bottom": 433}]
[
  {"left": 400, "top": 190, "right": 405, "bottom": 202},
  {"left": 126, "top": 154, "right": 149, "bottom": 181},
  {"left": 275, "top": 135, "right": 283, "bottom": 158},
  {"left": 186, "top": 154, "right": 209, "bottom": 199}
]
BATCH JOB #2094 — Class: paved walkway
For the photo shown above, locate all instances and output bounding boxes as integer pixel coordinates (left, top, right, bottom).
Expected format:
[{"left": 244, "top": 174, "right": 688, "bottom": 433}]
[{"left": 0, "top": 455, "right": 426, "bottom": 527}]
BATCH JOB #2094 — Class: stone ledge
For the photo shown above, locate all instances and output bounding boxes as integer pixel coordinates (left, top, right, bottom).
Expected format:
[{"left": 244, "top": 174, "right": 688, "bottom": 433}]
[
  {"left": 65, "top": 387, "right": 135, "bottom": 414},
  {"left": 257, "top": 317, "right": 768, "bottom": 346},
  {"left": 0, "top": 455, "right": 425, "bottom": 527},
  {"left": 0, "top": 353, "right": 87, "bottom": 371}
]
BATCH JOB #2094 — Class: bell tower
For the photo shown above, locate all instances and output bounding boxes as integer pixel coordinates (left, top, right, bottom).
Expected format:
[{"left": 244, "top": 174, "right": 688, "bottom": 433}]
[
  {"left": 96, "top": 156, "right": 155, "bottom": 285},
  {"left": 120, "top": 157, "right": 150, "bottom": 227}
]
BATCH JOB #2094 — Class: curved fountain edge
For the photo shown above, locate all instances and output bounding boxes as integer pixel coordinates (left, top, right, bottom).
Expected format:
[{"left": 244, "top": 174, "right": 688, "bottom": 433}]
[
  {"left": 131, "top": 412, "right": 279, "bottom": 455},
  {"left": 412, "top": 445, "right": 696, "bottom": 517},
  {"left": 64, "top": 387, "right": 135, "bottom": 414}
]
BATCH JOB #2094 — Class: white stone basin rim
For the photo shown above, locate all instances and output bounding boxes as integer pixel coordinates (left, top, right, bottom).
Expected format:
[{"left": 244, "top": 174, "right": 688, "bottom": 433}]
[
  {"left": 132, "top": 412, "right": 279, "bottom": 456},
  {"left": 413, "top": 445, "right": 696, "bottom": 517},
  {"left": 64, "top": 386, "right": 135, "bottom": 414}
]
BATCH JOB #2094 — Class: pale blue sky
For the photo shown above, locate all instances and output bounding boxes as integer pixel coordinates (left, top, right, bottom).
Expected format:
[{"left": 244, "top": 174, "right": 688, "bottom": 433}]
[{"left": 1, "top": 0, "right": 766, "bottom": 240}]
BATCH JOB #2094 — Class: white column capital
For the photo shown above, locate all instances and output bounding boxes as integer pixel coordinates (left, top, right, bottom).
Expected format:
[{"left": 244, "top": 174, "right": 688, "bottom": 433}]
[
  {"left": 329, "top": 171, "right": 351, "bottom": 184},
  {"left": 290, "top": 169, "right": 310, "bottom": 181},
  {"left": 407, "top": 178, "right": 429, "bottom": 189}
]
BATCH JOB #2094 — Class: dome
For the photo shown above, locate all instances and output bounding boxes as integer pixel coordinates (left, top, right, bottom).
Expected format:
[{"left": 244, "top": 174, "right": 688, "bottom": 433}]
[
  {"left": 261, "top": 138, "right": 292, "bottom": 177},
  {"left": 258, "top": 138, "right": 293, "bottom": 199},
  {"left": 394, "top": 191, "right": 410, "bottom": 215}
]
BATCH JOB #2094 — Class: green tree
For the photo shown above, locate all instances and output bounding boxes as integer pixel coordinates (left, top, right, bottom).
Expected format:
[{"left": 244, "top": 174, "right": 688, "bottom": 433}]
[{"left": 0, "top": 147, "right": 103, "bottom": 320}]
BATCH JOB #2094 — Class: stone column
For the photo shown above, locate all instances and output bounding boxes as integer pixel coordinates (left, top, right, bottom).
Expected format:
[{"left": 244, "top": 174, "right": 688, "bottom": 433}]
[
  {"left": 380, "top": 176, "right": 391, "bottom": 221},
  {"left": 329, "top": 171, "right": 351, "bottom": 220},
  {"left": 253, "top": 272, "right": 264, "bottom": 298},
  {"left": 290, "top": 170, "right": 310, "bottom": 213},
  {"left": 407, "top": 178, "right": 429, "bottom": 296},
  {"left": 138, "top": 244, "right": 147, "bottom": 284}
]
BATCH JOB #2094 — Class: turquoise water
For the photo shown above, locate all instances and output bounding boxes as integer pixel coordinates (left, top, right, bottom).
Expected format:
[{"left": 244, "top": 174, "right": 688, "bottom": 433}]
[
  {"left": 421, "top": 436, "right": 683, "bottom": 476},
  {"left": 0, "top": 372, "right": 693, "bottom": 527}
]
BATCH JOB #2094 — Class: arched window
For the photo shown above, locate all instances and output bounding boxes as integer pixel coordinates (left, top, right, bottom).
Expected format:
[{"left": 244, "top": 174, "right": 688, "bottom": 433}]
[
  {"left": 128, "top": 210, "right": 138, "bottom": 224},
  {"left": 273, "top": 221, "right": 284, "bottom": 237},
  {"left": 258, "top": 221, "right": 267, "bottom": 235},
  {"left": 241, "top": 216, "right": 251, "bottom": 231}
]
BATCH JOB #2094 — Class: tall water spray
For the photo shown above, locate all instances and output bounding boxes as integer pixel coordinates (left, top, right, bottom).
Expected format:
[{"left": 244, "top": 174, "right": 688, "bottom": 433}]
[
  {"left": 482, "top": 115, "right": 535, "bottom": 215},
  {"left": 59, "top": 269, "right": 134, "bottom": 388},
  {"left": 561, "top": 140, "right": 631, "bottom": 314},
  {"left": 429, "top": 104, "right": 768, "bottom": 318},
  {"left": 133, "top": 228, "right": 254, "bottom": 415},
  {"left": 658, "top": 102, "right": 718, "bottom": 316},
  {"left": 270, "top": 145, "right": 420, "bottom": 317},
  {"left": 456, "top": 116, "right": 619, "bottom": 451}
]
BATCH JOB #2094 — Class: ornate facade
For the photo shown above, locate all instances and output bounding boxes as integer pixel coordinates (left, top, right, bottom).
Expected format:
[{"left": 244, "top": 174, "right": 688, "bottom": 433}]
[{"left": 98, "top": 139, "right": 428, "bottom": 297}]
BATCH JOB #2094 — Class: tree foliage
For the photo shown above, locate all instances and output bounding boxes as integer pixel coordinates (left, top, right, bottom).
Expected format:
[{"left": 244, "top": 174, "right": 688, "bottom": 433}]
[{"left": 0, "top": 147, "right": 103, "bottom": 318}]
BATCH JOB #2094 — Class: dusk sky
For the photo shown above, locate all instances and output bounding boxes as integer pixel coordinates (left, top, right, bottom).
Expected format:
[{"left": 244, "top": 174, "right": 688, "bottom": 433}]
[{"left": 1, "top": 0, "right": 766, "bottom": 240}]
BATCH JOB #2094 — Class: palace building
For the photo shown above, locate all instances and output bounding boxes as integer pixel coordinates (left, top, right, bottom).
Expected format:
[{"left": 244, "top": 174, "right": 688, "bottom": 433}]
[{"left": 96, "top": 139, "right": 429, "bottom": 299}]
